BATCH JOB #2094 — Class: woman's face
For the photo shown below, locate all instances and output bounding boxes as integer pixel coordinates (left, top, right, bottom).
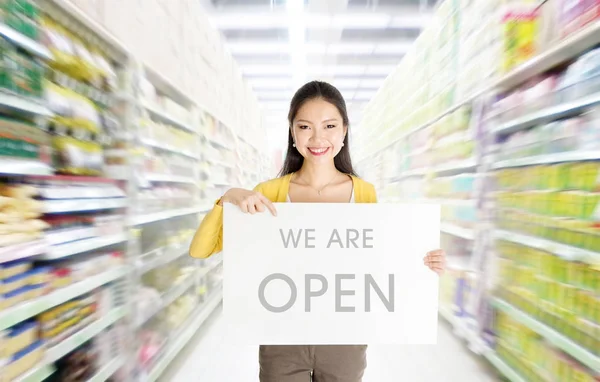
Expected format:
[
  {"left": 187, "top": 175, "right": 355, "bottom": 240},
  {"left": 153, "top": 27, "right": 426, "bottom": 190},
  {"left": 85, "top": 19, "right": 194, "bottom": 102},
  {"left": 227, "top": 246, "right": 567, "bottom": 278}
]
[{"left": 291, "top": 98, "right": 347, "bottom": 165}]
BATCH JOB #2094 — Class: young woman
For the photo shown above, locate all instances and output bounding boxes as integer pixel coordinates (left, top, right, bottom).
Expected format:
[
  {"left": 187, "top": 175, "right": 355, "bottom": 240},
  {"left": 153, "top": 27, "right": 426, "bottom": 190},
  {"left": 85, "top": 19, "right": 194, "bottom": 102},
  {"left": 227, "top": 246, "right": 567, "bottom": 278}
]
[{"left": 190, "top": 81, "right": 446, "bottom": 382}]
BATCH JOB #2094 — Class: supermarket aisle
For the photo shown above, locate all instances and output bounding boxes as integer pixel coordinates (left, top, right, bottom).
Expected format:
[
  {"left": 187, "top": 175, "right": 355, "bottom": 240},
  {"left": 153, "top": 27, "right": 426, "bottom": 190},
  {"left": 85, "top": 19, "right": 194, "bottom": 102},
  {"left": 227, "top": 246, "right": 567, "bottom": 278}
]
[{"left": 161, "top": 304, "right": 499, "bottom": 382}]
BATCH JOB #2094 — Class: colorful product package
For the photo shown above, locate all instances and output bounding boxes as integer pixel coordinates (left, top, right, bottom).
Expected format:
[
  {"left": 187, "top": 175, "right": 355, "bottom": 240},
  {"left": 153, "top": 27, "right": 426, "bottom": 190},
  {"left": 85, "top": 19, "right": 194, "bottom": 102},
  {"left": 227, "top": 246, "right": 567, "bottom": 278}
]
[{"left": 501, "top": 7, "right": 539, "bottom": 73}]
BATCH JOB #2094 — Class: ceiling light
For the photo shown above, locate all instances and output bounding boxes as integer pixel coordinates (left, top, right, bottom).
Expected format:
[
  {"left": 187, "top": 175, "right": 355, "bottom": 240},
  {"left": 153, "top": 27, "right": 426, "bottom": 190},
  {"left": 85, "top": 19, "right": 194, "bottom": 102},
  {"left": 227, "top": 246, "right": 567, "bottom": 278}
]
[
  {"left": 374, "top": 42, "right": 414, "bottom": 55},
  {"left": 330, "top": 78, "right": 361, "bottom": 89},
  {"left": 243, "top": 65, "right": 292, "bottom": 76},
  {"left": 287, "top": 0, "right": 306, "bottom": 89},
  {"left": 390, "top": 13, "right": 433, "bottom": 29},
  {"left": 248, "top": 79, "right": 293, "bottom": 90},
  {"left": 212, "top": 11, "right": 431, "bottom": 30},
  {"left": 229, "top": 42, "right": 290, "bottom": 54},
  {"left": 262, "top": 101, "right": 290, "bottom": 111},
  {"left": 256, "top": 90, "right": 295, "bottom": 100},
  {"left": 365, "top": 65, "right": 396, "bottom": 75},
  {"left": 359, "top": 78, "right": 386, "bottom": 88},
  {"left": 328, "top": 43, "right": 374, "bottom": 55},
  {"left": 354, "top": 91, "right": 377, "bottom": 100},
  {"left": 331, "top": 14, "right": 391, "bottom": 29}
]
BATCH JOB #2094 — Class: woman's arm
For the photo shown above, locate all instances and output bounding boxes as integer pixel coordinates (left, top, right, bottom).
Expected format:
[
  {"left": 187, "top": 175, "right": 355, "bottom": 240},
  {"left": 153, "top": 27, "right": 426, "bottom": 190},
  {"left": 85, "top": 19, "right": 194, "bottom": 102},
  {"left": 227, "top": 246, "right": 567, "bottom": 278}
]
[
  {"left": 189, "top": 200, "right": 224, "bottom": 259},
  {"left": 189, "top": 183, "right": 275, "bottom": 259}
]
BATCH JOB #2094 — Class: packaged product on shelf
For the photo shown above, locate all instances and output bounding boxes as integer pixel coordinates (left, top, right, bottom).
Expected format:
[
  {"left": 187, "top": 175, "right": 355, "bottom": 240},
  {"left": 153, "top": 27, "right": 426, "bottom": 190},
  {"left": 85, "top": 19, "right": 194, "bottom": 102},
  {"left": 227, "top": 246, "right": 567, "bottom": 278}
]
[
  {"left": 137, "top": 328, "right": 164, "bottom": 368},
  {"left": 495, "top": 311, "right": 600, "bottom": 381},
  {"left": 51, "top": 126, "right": 104, "bottom": 176},
  {"left": 0, "top": 37, "right": 44, "bottom": 99},
  {"left": 50, "top": 341, "right": 98, "bottom": 382},
  {"left": 38, "top": 292, "right": 98, "bottom": 347},
  {"left": 135, "top": 286, "right": 162, "bottom": 323},
  {"left": 0, "top": 182, "right": 47, "bottom": 247},
  {"left": 496, "top": 240, "right": 600, "bottom": 355},
  {"left": 0, "top": 0, "right": 41, "bottom": 40},
  {"left": 0, "top": 259, "right": 30, "bottom": 280},
  {"left": 558, "top": 47, "right": 600, "bottom": 101},
  {"left": 0, "top": 340, "right": 45, "bottom": 382},
  {"left": 0, "top": 320, "right": 39, "bottom": 359},
  {"left": 557, "top": 0, "right": 600, "bottom": 38},
  {"left": 0, "top": 116, "right": 51, "bottom": 162},
  {"left": 165, "top": 294, "right": 196, "bottom": 331},
  {"left": 500, "top": 6, "right": 539, "bottom": 73}
]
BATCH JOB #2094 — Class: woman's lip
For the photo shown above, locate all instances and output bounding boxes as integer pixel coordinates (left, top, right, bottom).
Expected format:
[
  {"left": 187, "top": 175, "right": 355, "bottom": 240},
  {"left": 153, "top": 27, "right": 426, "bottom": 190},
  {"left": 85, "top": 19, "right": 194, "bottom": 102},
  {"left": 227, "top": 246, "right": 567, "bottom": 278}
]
[{"left": 307, "top": 147, "right": 330, "bottom": 156}]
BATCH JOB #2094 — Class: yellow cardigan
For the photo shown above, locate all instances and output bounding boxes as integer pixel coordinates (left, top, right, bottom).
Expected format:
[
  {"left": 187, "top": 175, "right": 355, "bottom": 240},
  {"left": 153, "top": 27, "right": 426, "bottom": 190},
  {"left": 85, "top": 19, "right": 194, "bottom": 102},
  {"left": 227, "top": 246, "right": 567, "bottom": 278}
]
[{"left": 189, "top": 173, "right": 378, "bottom": 259}]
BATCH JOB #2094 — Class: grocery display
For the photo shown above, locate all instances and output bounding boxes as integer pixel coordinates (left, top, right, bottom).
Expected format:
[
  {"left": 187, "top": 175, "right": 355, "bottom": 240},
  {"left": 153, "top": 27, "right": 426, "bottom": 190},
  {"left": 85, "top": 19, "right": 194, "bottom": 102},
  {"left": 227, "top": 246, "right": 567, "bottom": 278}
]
[
  {"left": 356, "top": 0, "right": 600, "bottom": 380},
  {"left": 0, "top": 0, "right": 268, "bottom": 381}
]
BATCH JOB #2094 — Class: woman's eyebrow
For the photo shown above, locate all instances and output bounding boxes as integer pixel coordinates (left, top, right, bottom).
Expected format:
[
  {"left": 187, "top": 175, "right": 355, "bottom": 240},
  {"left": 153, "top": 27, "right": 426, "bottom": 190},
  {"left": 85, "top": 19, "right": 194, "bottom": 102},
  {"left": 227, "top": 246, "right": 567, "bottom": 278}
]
[
  {"left": 322, "top": 118, "right": 339, "bottom": 123},
  {"left": 296, "top": 119, "right": 313, "bottom": 124}
]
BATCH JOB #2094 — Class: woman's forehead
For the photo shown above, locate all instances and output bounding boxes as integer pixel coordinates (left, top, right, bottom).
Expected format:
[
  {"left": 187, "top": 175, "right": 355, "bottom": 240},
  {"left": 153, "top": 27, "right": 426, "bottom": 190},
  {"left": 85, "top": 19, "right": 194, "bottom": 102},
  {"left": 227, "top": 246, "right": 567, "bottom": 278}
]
[{"left": 295, "top": 99, "right": 342, "bottom": 121}]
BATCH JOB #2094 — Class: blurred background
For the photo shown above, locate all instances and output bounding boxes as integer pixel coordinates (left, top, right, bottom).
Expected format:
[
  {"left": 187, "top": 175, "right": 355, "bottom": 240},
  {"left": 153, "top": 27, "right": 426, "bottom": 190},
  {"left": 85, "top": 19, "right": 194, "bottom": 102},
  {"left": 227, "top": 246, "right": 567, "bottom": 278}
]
[{"left": 0, "top": 0, "right": 599, "bottom": 381}]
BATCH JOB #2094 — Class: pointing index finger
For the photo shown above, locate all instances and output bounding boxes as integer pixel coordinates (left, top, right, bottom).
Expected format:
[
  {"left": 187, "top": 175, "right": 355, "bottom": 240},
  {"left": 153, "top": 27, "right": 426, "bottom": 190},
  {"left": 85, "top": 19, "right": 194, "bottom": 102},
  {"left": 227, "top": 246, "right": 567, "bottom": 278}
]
[{"left": 258, "top": 194, "right": 277, "bottom": 216}]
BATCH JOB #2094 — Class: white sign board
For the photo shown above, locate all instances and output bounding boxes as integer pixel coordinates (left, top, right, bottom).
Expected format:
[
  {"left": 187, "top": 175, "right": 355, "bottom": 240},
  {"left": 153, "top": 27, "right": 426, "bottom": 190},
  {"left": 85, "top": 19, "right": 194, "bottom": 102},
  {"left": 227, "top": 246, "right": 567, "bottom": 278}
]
[{"left": 223, "top": 203, "right": 440, "bottom": 345}]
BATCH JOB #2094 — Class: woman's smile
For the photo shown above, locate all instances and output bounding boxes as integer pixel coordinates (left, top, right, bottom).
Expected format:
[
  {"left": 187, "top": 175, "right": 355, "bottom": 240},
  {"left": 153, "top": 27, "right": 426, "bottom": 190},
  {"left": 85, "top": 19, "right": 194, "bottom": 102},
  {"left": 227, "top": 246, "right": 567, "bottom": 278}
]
[{"left": 307, "top": 147, "right": 330, "bottom": 156}]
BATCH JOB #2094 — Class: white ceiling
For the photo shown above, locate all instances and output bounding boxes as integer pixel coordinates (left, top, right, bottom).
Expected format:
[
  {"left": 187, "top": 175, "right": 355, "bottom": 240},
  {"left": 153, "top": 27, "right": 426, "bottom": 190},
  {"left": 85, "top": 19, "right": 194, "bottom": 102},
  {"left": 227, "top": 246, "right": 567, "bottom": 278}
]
[{"left": 202, "top": 0, "right": 435, "bottom": 149}]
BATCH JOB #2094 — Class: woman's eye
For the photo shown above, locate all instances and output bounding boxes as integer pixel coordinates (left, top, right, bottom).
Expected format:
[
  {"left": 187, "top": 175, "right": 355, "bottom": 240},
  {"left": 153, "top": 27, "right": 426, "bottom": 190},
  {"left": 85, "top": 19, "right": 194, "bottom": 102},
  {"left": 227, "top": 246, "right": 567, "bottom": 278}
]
[
  {"left": 326, "top": 124, "right": 336, "bottom": 129},
  {"left": 298, "top": 125, "right": 309, "bottom": 130}
]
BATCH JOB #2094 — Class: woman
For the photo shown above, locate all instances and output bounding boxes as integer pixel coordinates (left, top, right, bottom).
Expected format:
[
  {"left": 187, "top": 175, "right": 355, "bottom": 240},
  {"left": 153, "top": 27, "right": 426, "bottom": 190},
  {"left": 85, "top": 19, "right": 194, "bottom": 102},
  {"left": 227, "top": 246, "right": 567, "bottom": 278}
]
[{"left": 190, "top": 81, "right": 446, "bottom": 382}]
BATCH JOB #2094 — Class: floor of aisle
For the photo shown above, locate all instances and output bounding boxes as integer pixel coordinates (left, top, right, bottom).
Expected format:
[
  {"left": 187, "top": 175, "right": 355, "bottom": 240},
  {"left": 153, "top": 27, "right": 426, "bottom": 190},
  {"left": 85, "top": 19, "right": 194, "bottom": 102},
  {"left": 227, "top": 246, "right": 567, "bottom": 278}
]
[{"left": 160, "top": 303, "right": 500, "bottom": 382}]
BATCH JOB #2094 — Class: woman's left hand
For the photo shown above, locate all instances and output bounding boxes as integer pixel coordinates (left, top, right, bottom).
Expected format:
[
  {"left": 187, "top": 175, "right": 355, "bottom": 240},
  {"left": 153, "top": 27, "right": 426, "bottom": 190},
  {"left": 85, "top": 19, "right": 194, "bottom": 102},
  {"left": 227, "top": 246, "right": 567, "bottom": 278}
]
[{"left": 424, "top": 249, "right": 446, "bottom": 276}]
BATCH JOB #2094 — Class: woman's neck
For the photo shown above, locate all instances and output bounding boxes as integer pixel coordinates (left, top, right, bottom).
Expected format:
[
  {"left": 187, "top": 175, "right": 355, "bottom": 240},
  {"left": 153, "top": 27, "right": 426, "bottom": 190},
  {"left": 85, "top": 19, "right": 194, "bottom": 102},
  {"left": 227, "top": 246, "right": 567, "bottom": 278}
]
[{"left": 294, "top": 162, "right": 342, "bottom": 188}]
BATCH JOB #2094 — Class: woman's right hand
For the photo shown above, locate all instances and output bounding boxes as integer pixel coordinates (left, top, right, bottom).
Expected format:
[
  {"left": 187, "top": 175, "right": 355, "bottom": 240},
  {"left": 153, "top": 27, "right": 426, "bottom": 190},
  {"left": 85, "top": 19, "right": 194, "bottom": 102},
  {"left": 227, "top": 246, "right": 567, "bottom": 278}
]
[{"left": 218, "top": 188, "right": 277, "bottom": 216}]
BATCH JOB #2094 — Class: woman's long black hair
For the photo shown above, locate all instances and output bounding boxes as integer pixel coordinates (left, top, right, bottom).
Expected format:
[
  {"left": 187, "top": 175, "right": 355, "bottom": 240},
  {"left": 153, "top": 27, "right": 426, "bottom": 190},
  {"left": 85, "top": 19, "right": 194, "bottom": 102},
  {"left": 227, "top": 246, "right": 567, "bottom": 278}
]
[{"left": 278, "top": 81, "right": 357, "bottom": 177}]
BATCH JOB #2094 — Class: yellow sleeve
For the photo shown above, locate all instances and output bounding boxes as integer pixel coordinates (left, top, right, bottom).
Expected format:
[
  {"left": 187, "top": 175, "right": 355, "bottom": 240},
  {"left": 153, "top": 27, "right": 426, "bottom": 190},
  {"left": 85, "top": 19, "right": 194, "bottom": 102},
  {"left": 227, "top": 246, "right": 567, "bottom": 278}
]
[
  {"left": 189, "top": 184, "right": 265, "bottom": 259},
  {"left": 189, "top": 199, "right": 223, "bottom": 259}
]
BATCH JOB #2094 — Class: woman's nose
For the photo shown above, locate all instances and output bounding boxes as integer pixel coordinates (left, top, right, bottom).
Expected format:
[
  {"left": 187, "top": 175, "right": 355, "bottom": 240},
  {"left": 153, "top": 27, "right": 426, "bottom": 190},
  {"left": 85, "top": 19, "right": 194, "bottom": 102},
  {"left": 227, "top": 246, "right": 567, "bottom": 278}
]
[{"left": 311, "top": 127, "right": 323, "bottom": 139}]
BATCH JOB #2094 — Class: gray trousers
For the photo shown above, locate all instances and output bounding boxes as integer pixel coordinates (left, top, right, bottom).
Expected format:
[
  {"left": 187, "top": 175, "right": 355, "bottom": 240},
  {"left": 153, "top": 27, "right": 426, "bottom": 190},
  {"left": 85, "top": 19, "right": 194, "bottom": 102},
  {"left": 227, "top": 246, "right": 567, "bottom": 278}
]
[{"left": 259, "top": 345, "right": 368, "bottom": 382}]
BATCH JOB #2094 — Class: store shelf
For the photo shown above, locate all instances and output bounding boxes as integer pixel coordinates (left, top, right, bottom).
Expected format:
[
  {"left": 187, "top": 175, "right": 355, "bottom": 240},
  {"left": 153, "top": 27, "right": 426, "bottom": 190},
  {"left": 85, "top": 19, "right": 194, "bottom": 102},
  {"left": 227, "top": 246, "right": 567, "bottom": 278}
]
[
  {"left": 208, "top": 137, "right": 234, "bottom": 150},
  {"left": 140, "top": 137, "right": 200, "bottom": 160},
  {"left": 209, "top": 158, "right": 235, "bottom": 169},
  {"left": 47, "top": 307, "right": 126, "bottom": 363},
  {"left": 147, "top": 290, "right": 223, "bottom": 382},
  {"left": 198, "top": 258, "right": 223, "bottom": 278},
  {"left": 13, "top": 364, "right": 56, "bottom": 382},
  {"left": 393, "top": 159, "right": 477, "bottom": 181},
  {"left": 136, "top": 274, "right": 196, "bottom": 328},
  {"left": 494, "top": 92, "right": 600, "bottom": 136},
  {"left": 43, "top": 198, "right": 127, "bottom": 213},
  {"left": 0, "top": 24, "right": 53, "bottom": 60},
  {"left": 433, "top": 158, "right": 478, "bottom": 175},
  {"left": 394, "top": 167, "right": 428, "bottom": 180},
  {"left": 0, "top": 266, "right": 128, "bottom": 331},
  {"left": 38, "top": 185, "right": 125, "bottom": 200},
  {"left": 492, "top": 150, "right": 600, "bottom": 169},
  {"left": 0, "top": 158, "right": 54, "bottom": 176},
  {"left": 86, "top": 357, "right": 124, "bottom": 382},
  {"left": 440, "top": 223, "right": 475, "bottom": 240},
  {"left": 142, "top": 101, "right": 196, "bottom": 134},
  {"left": 0, "top": 239, "right": 48, "bottom": 263},
  {"left": 144, "top": 173, "right": 197, "bottom": 185},
  {"left": 42, "top": 233, "right": 127, "bottom": 260},
  {"left": 493, "top": 21, "right": 600, "bottom": 91},
  {"left": 0, "top": 91, "right": 53, "bottom": 116},
  {"left": 492, "top": 298, "right": 600, "bottom": 372},
  {"left": 129, "top": 206, "right": 209, "bottom": 226},
  {"left": 137, "top": 242, "right": 191, "bottom": 274},
  {"left": 439, "top": 305, "right": 456, "bottom": 325},
  {"left": 483, "top": 350, "right": 527, "bottom": 382},
  {"left": 394, "top": 198, "right": 476, "bottom": 207},
  {"left": 7, "top": 309, "right": 126, "bottom": 382},
  {"left": 495, "top": 230, "right": 600, "bottom": 264}
]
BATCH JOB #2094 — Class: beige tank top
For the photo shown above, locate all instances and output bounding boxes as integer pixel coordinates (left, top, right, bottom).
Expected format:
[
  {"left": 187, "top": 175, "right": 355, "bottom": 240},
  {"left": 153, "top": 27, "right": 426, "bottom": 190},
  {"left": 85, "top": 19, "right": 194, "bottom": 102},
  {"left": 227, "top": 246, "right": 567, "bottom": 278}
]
[{"left": 286, "top": 189, "right": 355, "bottom": 203}]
